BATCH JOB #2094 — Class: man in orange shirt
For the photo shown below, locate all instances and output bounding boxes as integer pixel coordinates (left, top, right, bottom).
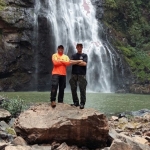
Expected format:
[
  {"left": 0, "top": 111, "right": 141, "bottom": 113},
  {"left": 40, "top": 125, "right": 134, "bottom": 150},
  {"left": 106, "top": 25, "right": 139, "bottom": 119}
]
[{"left": 50, "top": 45, "right": 82, "bottom": 107}]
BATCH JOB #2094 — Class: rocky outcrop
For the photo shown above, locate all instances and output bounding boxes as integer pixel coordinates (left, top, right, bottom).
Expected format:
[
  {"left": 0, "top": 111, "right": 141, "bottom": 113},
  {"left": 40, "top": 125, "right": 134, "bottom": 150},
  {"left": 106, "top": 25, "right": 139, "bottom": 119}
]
[
  {"left": 0, "top": 0, "right": 35, "bottom": 91},
  {"left": 109, "top": 110, "right": 150, "bottom": 149},
  {"left": 0, "top": 102, "right": 150, "bottom": 149},
  {"left": 130, "top": 84, "right": 150, "bottom": 94},
  {"left": 14, "top": 103, "right": 109, "bottom": 148}
]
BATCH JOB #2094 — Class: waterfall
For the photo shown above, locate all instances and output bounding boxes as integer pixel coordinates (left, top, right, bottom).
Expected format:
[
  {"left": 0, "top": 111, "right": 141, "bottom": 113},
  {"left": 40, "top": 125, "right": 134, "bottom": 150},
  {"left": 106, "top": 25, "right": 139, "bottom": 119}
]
[{"left": 34, "top": 0, "right": 125, "bottom": 92}]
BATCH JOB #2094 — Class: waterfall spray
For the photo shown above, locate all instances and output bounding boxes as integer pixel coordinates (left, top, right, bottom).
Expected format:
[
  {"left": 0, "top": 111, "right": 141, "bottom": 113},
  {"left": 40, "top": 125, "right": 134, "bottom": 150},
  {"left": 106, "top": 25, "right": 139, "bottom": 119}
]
[{"left": 34, "top": 0, "right": 125, "bottom": 92}]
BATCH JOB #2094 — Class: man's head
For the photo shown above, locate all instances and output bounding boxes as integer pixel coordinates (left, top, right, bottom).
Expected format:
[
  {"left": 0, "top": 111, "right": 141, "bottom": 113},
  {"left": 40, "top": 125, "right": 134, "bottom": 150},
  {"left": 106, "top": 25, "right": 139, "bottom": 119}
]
[
  {"left": 57, "top": 45, "right": 64, "bottom": 55},
  {"left": 76, "top": 43, "right": 83, "bottom": 54}
]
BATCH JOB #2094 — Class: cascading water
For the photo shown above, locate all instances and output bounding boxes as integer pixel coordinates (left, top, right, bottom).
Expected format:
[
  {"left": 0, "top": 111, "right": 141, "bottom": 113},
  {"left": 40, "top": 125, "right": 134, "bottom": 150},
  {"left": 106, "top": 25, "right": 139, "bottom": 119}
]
[{"left": 34, "top": 0, "right": 126, "bottom": 92}]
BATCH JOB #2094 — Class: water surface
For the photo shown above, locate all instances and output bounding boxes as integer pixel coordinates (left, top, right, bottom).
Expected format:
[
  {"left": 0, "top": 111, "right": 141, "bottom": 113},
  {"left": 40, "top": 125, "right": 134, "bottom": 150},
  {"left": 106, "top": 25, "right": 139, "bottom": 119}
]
[{"left": 1, "top": 92, "right": 149, "bottom": 116}]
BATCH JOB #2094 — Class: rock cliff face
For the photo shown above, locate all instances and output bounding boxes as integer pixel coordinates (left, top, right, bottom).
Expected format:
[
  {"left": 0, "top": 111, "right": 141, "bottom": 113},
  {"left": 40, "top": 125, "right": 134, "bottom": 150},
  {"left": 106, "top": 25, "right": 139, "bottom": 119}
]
[
  {"left": 0, "top": 0, "right": 144, "bottom": 93},
  {"left": 0, "top": 0, "right": 35, "bottom": 91},
  {"left": 0, "top": 0, "right": 132, "bottom": 92}
]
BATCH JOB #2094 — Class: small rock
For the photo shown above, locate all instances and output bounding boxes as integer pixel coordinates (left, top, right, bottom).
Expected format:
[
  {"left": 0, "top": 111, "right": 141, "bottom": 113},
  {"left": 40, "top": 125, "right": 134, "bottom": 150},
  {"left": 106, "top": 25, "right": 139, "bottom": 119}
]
[
  {"left": 132, "top": 136, "right": 148, "bottom": 145},
  {"left": 11, "top": 136, "right": 27, "bottom": 146},
  {"left": 111, "top": 116, "right": 118, "bottom": 121}
]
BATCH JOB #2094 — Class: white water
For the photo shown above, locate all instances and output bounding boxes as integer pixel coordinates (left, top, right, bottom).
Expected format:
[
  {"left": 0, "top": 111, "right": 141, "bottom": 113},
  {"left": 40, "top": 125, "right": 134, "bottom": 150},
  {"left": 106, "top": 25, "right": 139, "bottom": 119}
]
[{"left": 34, "top": 0, "right": 124, "bottom": 92}]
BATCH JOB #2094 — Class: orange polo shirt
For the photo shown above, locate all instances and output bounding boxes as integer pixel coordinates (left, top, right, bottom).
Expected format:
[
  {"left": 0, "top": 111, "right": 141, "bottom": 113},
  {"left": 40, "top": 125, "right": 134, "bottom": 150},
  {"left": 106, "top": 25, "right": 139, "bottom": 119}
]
[{"left": 52, "top": 53, "right": 70, "bottom": 75}]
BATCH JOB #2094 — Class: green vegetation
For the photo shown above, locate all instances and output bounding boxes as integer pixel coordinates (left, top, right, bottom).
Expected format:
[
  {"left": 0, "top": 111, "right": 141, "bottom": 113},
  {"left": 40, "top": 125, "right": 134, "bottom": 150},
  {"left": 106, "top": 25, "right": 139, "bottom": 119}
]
[
  {"left": 104, "top": 0, "right": 150, "bottom": 82},
  {"left": 1, "top": 96, "right": 27, "bottom": 117},
  {"left": 5, "top": 128, "right": 16, "bottom": 135},
  {"left": 0, "top": 0, "right": 6, "bottom": 11}
]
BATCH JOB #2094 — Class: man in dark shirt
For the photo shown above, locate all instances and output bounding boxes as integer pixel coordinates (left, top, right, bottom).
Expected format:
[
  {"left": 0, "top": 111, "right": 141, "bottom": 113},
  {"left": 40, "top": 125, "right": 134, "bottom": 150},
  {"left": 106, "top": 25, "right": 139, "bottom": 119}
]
[{"left": 69, "top": 43, "right": 88, "bottom": 109}]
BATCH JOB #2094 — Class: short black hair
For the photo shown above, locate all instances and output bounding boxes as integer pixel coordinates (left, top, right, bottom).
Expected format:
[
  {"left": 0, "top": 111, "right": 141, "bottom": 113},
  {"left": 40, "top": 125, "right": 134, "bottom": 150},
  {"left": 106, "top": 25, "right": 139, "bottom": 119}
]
[
  {"left": 76, "top": 43, "right": 83, "bottom": 47},
  {"left": 58, "top": 45, "right": 64, "bottom": 49}
]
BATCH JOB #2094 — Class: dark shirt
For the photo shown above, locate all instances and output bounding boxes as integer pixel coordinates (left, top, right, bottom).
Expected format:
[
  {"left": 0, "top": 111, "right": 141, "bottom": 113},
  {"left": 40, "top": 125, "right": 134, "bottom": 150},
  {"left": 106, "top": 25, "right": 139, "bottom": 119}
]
[{"left": 71, "top": 53, "right": 88, "bottom": 75}]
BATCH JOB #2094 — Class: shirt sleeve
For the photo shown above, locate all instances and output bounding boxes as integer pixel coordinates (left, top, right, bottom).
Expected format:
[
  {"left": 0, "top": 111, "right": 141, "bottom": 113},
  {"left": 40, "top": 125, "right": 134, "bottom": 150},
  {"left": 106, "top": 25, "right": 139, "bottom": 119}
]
[
  {"left": 61, "top": 55, "right": 70, "bottom": 66},
  {"left": 52, "top": 54, "right": 62, "bottom": 66},
  {"left": 83, "top": 54, "right": 88, "bottom": 63}
]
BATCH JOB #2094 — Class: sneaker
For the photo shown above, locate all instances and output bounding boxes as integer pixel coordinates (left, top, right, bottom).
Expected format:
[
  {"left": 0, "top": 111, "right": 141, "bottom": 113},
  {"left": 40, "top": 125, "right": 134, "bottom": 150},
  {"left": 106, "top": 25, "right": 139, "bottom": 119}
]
[
  {"left": 51, "top": 101, "right": 56, "bottom": 108},
  {"left": 70, "top": 102, "right": 79, "bottom": 107},
  {"left": 80, "top": 104, "right": 84, "bottom": 109}
]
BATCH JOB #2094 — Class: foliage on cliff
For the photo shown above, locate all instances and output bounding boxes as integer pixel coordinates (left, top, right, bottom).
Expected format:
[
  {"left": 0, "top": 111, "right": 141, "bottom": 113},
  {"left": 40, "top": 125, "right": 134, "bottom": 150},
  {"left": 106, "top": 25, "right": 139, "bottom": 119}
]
[
  {"left": 0, "top": 0, "right": 6, "bottom": 10},
  {"left": 103, "top": 0, "right": 150, "bottom": 82}
]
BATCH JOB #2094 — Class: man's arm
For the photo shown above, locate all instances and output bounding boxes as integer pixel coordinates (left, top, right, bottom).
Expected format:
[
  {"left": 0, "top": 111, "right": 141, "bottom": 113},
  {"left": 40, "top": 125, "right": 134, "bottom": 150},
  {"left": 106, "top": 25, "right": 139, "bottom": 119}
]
[
  {"left": 70, "top": 60, "right": 83, "bottom": 65},
  {"left": 59, "top": 55, "right": 71, "bottom": 66},
  {"left": 77, "top": 61, "right": 87, "bottom": 66},
  {"left": 52, "top": 54, "right": 63, "bottom": 66}
]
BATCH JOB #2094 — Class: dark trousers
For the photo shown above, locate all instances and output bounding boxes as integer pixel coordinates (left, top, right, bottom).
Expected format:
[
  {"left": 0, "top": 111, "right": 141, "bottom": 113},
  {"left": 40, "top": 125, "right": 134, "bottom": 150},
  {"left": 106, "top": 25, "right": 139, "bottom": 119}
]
[
  {"left": 69, "top": 74, "right": 87, "bottom": 105},
  {"left": 50, "top": 74, "right": 66, "bottom": 103}
]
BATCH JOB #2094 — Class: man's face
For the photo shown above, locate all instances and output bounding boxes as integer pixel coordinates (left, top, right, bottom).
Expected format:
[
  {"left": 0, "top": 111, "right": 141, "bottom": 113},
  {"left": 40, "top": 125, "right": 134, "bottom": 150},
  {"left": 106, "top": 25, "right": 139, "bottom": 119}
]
[
  {"left": 76, "top": 45, "right": 83, "bottom": 53},
  {"left": 57, "top": 48, "right": 64, "bottom": 55}
]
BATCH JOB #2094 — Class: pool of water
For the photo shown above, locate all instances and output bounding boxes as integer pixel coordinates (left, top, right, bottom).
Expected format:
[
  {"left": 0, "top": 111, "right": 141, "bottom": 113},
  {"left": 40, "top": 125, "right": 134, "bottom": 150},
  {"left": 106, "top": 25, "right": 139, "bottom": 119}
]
[{"left": 0, "top": 92, "right": 150, "bottom": 116}]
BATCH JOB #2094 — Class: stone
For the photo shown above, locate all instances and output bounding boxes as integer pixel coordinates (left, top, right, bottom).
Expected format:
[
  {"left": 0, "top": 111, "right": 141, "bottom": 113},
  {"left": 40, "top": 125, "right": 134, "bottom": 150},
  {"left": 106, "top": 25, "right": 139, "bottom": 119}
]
[
  {"left": 144, "top": 131, "right": 150, "bottom": 137},
  {"left": 12, "top": 136, "right": 27, "bottom": 146},
  {"left": 109, "top": 129, "right": 150, "bottom": 150},
  {"left": 124, "top": 123, "right": 135, "bottom": 129},
  {"left": 0, "top": 109, "right": 11, "bottom": 119},
  {"left": 119, "top": 117, "right": 128, "bottom": 124},
  {"left": 56, "top": 142, "right": 69, "bottom": 150},
  {"left": 0, "top": 121, "right": 10, "bottom": 132},
  {"left": 0, "top": 142, "right": 11, "bottom": 149},
  {"left": 31, "top": 144, "right": 52, "bottom": 150},
  {"left": 111, "top": 116, "right": 118, "bottom": 121},
  {"left": 110, "top": 139, "right": 132, "bottom": 150},
  {"left": 14, "top": 103, "right": 109, "bottom": 148},
  {"left": 132, "top": 136, "right": 148, "bottom": 145},
  {"left": 5, "top": 145, "right": 31, "bottom": 150}
]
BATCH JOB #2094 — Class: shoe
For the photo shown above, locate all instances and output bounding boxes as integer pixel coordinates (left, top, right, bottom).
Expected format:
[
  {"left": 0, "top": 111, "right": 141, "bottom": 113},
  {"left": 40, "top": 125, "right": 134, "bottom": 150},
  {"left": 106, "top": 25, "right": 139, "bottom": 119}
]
[
  {"left": 70, "top": 102, "right": 79, "bottom": 107},
  {"left": 51, "top": 101, "right": 56, "bottom": 108},
  {"left": 80, "top": 104, "right": 84, "bottom": 109}
]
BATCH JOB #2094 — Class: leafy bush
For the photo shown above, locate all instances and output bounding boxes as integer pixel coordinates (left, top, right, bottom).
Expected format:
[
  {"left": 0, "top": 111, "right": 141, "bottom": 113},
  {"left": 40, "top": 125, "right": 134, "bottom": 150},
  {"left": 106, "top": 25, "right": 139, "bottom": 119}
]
[{"left": 1, "top": 97, "right": 27, "bottom": 117}]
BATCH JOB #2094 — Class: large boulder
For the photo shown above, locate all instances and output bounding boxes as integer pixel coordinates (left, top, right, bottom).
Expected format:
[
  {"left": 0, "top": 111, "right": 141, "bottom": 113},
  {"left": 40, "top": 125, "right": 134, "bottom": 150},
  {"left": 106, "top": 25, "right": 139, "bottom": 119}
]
[{"left": 14, "top": 103, "right": 109, "bottom": 148}]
